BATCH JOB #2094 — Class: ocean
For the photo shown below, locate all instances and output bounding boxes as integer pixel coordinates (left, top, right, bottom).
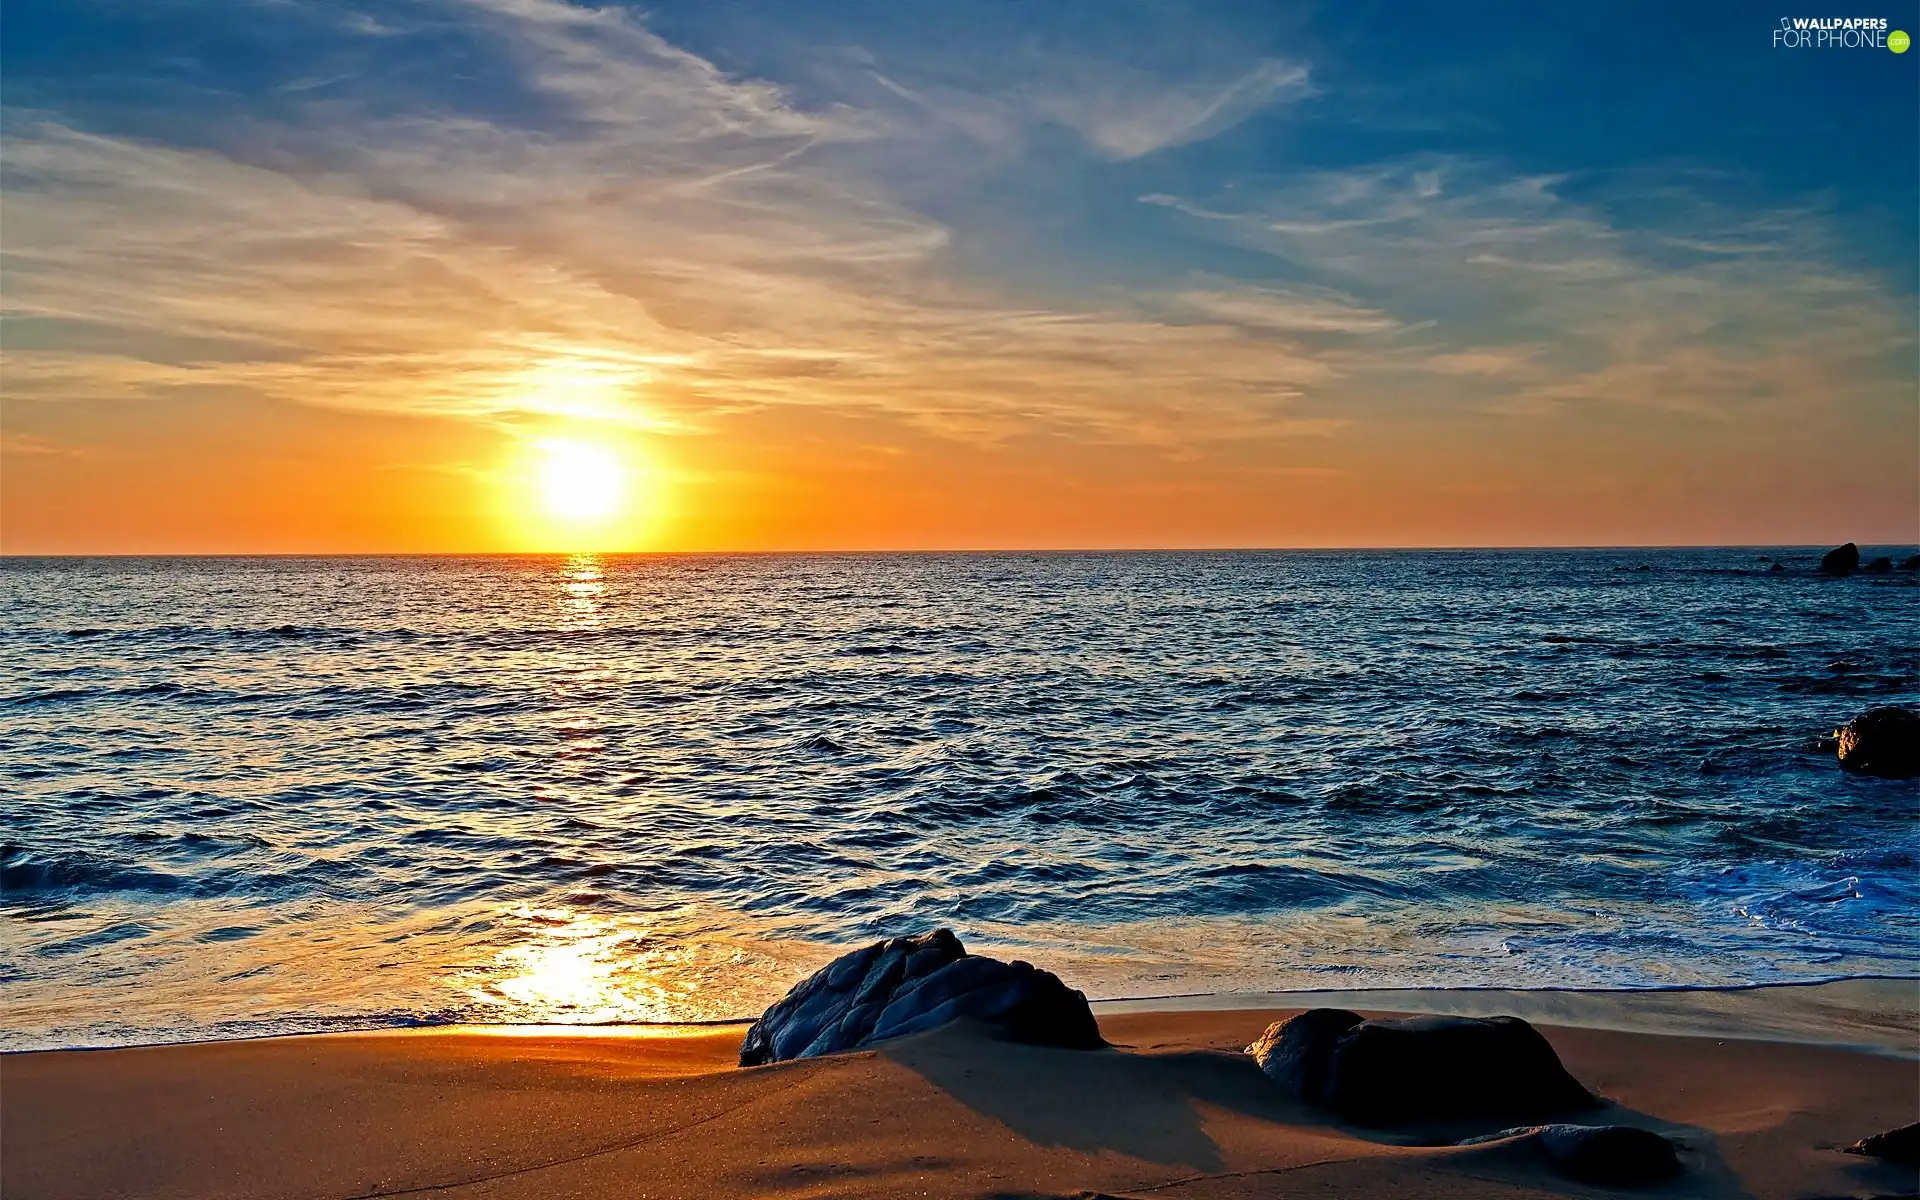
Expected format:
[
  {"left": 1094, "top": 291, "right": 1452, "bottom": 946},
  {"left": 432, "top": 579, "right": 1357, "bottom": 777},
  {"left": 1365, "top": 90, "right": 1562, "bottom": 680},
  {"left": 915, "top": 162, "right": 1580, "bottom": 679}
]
[{"left": 2, "top": 549, "right": 1915, "bottom": 1050}]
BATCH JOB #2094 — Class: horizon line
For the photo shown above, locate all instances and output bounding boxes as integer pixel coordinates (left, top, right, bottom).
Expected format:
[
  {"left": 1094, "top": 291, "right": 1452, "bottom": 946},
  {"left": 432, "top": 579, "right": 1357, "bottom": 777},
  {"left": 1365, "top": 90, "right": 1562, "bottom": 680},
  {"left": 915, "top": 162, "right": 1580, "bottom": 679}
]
[{"left": 3, "top": 541, "right": 1913, "bottom": 560}]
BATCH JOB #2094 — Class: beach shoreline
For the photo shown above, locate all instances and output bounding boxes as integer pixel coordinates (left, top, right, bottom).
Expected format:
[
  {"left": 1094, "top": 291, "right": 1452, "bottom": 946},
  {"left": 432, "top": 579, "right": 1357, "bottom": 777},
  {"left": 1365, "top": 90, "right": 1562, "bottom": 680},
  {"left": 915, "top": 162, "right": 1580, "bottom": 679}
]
[
  {"left": 5, "top": 979, "right": 1913, "bottom": 1199},
  {"left": 10, "top": 975, "right": 1913, "bottom": 1057}
]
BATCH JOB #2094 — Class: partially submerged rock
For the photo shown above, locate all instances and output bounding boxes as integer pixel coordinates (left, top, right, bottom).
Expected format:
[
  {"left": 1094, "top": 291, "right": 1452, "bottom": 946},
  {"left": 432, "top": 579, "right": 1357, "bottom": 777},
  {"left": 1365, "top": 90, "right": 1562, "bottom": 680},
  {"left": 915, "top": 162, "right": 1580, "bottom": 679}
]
[
  {"left": 738, "top": 929, "right": 1103, "bottom": 1066},
  {"left": 1845, "top": 1120, "right": 1920, "bottom": 1167},
  {"left": 1834, "top": 706, "right": 1920, "bottom": 779},
  {"left": 1820, "top": 543, "right": 1860, "bottom": 576},
  {"left": 1460, "top": 1124, "right": 1683, "bottom": 1185},
  {"left": 1247, "top": 1009, "right": 1596, "bottom": 1124},
  {"left": 1863, "top": 556, "right": 1895, "bottom": 574}
]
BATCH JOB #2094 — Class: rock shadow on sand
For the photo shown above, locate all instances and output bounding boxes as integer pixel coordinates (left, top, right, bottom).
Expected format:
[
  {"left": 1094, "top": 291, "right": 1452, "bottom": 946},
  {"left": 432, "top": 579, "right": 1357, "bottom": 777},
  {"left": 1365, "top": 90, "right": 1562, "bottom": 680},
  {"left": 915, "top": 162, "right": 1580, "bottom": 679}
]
[
  {"left": 880, "top": 1018, "right": 1304, "bottom": 1172},
  {"left": 881, "top": 1018, "right": 1769, "bottom": 1199}
]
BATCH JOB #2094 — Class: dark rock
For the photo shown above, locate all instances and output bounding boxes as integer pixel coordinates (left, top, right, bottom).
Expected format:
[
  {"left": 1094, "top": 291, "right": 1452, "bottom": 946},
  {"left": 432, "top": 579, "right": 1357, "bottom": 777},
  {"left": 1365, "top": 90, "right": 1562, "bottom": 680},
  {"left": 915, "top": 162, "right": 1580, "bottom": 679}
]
[
  {"left": 1767, "top": 562, "right": 1787, "bottom": 573},
  {"left": 1864, "top": 556, "right": 1895, "bottom": 574},
  {"left": 1835, "top": 706, "right": 1920, "bottom": 779},
  {"left": 1847, "top": 1121, "right": 1920, "bottom": 1167},
  {"left": 1247, "top": 1010, "right": 1596, "bottom": 1124},
  {"left": 1820, "top": 543, "right": 1860, "bottom": 575},
  {"left": 1459, "top": 1124, "right": 1683, "bottom": 1185},
  {"left": 1324, "top": 1015, "right": 1598, "bottom": 1124},
  {"left": 1246, "top": 1007, "right": 1363, "bottom": 1101},
  {"left": 738, "top": 929, "right": 1103, "bottom": 1066},
  {"left": 1902, "top": 555, "right": 1920, "bottom": 571}
]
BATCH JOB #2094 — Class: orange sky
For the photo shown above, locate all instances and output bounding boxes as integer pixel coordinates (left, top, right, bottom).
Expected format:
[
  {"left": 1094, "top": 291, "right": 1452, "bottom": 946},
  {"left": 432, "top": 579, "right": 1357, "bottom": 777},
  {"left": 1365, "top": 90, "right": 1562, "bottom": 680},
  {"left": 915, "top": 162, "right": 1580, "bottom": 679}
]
[{"left": 5, "top": 380, "right": 1913, "bottom": 553}]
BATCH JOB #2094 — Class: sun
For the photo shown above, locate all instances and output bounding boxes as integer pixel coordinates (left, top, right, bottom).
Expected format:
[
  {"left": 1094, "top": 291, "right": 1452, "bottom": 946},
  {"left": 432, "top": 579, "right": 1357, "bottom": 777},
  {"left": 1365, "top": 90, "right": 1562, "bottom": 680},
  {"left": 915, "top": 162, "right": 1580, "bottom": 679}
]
[
  {"left": 538, "top": 439, "right": 625, "bottom": 522},
  {"left": 501, "top": 434, "right": 667, "bottom": 551}
]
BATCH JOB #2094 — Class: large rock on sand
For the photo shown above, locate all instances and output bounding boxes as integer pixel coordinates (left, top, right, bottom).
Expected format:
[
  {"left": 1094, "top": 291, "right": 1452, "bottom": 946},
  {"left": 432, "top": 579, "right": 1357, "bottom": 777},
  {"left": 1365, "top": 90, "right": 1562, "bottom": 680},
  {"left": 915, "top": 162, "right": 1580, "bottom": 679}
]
[
  {"left": 1834, "top": 706, "right": 1920, "bottom": 779},
  {"left": 1460, "top": 1124, "right": 1682, "bottom": 1185},
  {"left": 738, "top": 929, "right": 1103, "bottom": 1066},
  {"left": 1820, "top": 543, "right": 1860, "bottom": 575},
  {"left": 1846, "top": 1121, "right": 1920, "bottom": 1167},
  {"left": 1248, "top": 1009, "right": 1596, "bottom": 1124}
]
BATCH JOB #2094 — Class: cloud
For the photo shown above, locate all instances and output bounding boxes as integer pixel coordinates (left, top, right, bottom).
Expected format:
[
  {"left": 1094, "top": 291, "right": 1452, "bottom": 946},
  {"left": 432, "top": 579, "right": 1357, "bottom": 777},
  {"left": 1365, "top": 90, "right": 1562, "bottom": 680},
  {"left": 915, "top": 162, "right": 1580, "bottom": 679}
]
[
  {"left": 0, "top": 0, "right": 1340, "bottom": 456},
  {"left": 1418, "top": 349, "right": 1540, "bottom": 376},
  {"left": 1174, "top": 286, "right": 1401, "bottom": 335},
  {"left": 1143, "top": 157, "right": 1914, "bottom": 419},
  {"left": 0, "top": 430, "right": 89, "bottom": 458},
  {"left": 1032, "top": 58, "right": 1310, "bottom": 160}
]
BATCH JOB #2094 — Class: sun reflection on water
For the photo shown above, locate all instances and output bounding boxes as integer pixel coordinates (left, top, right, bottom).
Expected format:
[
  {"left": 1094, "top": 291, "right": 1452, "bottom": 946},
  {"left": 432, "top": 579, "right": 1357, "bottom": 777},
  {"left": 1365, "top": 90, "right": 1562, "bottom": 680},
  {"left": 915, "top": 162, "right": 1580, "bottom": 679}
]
[
  {"left": 471, "top": 907, "right": 698, "bottom": 1023},
  {"left": 558, "top": 553, "right": 606, "bottom": 623}
]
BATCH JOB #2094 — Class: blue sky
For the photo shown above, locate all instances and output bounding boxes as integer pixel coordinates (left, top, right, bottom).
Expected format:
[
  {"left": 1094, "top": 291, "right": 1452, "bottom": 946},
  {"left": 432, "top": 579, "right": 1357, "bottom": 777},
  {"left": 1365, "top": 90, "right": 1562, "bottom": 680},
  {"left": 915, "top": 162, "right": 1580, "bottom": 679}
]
[{"left": 3, "top": 0, "right": 1916, "bottom": 550}]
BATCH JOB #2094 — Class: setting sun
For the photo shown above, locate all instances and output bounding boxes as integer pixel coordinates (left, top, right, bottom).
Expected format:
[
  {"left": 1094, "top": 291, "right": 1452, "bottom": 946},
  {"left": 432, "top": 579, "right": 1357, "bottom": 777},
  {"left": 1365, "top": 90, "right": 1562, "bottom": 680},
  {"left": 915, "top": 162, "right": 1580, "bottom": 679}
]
[
  {"left": 500, "top": 436, "right": 663, "bottom": 551},
  {"left": 539, "top": 440, "right": 624, "bottom": 522}
]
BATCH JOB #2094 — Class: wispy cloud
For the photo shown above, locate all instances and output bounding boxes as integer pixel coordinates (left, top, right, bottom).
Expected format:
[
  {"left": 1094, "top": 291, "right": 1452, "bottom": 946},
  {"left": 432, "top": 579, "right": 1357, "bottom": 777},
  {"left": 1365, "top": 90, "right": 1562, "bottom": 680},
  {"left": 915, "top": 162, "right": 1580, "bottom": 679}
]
[
  {"left": 1032, "top": 58, "right": 1310, "bottom": 160},
  {"left": 1173, "top": 285, "right": 1401, "bottom": 335},
  {"left": 0, "top": 0, "right": 1338, "bottom": 456},
  {"left": 1144, "top": 157, "right": 1914, "bottom": 419}
]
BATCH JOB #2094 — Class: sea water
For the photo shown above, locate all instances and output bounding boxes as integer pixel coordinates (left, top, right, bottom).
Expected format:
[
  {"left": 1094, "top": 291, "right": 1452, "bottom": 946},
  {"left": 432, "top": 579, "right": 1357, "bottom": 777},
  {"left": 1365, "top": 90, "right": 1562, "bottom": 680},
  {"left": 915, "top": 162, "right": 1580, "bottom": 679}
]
[{"left": 3, "top": 549, "right": 1915, "bottom": 1049}]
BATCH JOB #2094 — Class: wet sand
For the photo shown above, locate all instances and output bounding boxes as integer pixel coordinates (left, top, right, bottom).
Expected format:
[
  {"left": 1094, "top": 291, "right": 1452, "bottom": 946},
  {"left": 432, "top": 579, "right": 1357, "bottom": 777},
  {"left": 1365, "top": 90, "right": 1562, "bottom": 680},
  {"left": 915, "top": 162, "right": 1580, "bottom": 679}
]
[{"left": 4, "top": 982, "right": 1915, "bottom": 1200}]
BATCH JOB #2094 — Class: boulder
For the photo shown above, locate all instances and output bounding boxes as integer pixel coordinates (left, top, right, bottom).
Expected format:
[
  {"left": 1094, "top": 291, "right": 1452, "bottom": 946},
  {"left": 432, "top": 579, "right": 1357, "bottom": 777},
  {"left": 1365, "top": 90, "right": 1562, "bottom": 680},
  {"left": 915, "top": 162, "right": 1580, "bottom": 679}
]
[
  {"left": 1460, "top": 1124, "right": 1682, "bottom": 1185},
  {"left": 1902, "top": 555, "right": 1920, "bottom": 571},
  {"left": 1863, "top": 556, "right": 1894, "bottom": 574},
  {"left": 738, "top": 929, "right": 1103, "bottom": 1066},
  {"left": 1819, "top": 543, "right": 1860, "bottom": 576},
  {"left": 1834, "top": 706, "right": 1920, "bottom": 779},
  {"left": 1246, "top": 1006, "right": 1366, "bottom": 1101},
  {"left": 1767, "top": 562, "right": 1787, "bottom": 574},
  {"left": 1845, "top": 1121, "right": 1920, "bottom": 1167},
  {"left": 1247, "top": 1009, "right": 1596, "bottom": 1124}
]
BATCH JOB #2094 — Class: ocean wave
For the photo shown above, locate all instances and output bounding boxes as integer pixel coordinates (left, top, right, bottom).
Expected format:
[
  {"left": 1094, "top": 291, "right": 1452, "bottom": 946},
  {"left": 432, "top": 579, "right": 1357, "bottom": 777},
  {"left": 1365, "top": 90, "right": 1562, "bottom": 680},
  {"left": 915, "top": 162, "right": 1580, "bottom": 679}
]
[{"left": 1, "top": 847, "right": 185, "bottom": 896}]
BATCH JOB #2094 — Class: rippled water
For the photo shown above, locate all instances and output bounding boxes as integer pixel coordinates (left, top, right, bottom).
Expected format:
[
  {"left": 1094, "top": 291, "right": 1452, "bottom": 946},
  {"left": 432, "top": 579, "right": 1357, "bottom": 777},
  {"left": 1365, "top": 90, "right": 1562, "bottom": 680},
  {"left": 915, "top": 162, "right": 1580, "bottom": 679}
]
[{"left": 3, "top": 550, "right": 1916, "bottom": 1049}]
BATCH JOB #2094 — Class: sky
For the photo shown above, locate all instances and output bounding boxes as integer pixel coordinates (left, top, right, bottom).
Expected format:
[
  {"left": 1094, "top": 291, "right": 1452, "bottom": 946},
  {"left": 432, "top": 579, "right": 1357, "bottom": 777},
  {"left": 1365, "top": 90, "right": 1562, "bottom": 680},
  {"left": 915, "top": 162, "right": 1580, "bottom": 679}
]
[{"left": 3, "top": 0, "right": 1916, "bottom": 553}]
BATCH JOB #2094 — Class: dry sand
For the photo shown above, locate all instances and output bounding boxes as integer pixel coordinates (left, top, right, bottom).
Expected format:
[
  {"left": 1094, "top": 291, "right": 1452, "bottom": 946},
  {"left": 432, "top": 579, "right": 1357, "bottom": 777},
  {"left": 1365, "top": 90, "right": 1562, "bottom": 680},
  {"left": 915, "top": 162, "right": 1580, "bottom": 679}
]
[{"left": 3, "top": 983, "right": 1915, "bottom": 1199}]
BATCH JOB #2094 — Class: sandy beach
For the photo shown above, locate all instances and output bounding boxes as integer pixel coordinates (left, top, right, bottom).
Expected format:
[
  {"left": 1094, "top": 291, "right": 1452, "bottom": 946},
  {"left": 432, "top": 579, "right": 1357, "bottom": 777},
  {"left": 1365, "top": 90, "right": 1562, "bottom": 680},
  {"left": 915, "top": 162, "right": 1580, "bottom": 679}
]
[{"left": 4, "top": 981, "right": 1914, "bottom": 1200}]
